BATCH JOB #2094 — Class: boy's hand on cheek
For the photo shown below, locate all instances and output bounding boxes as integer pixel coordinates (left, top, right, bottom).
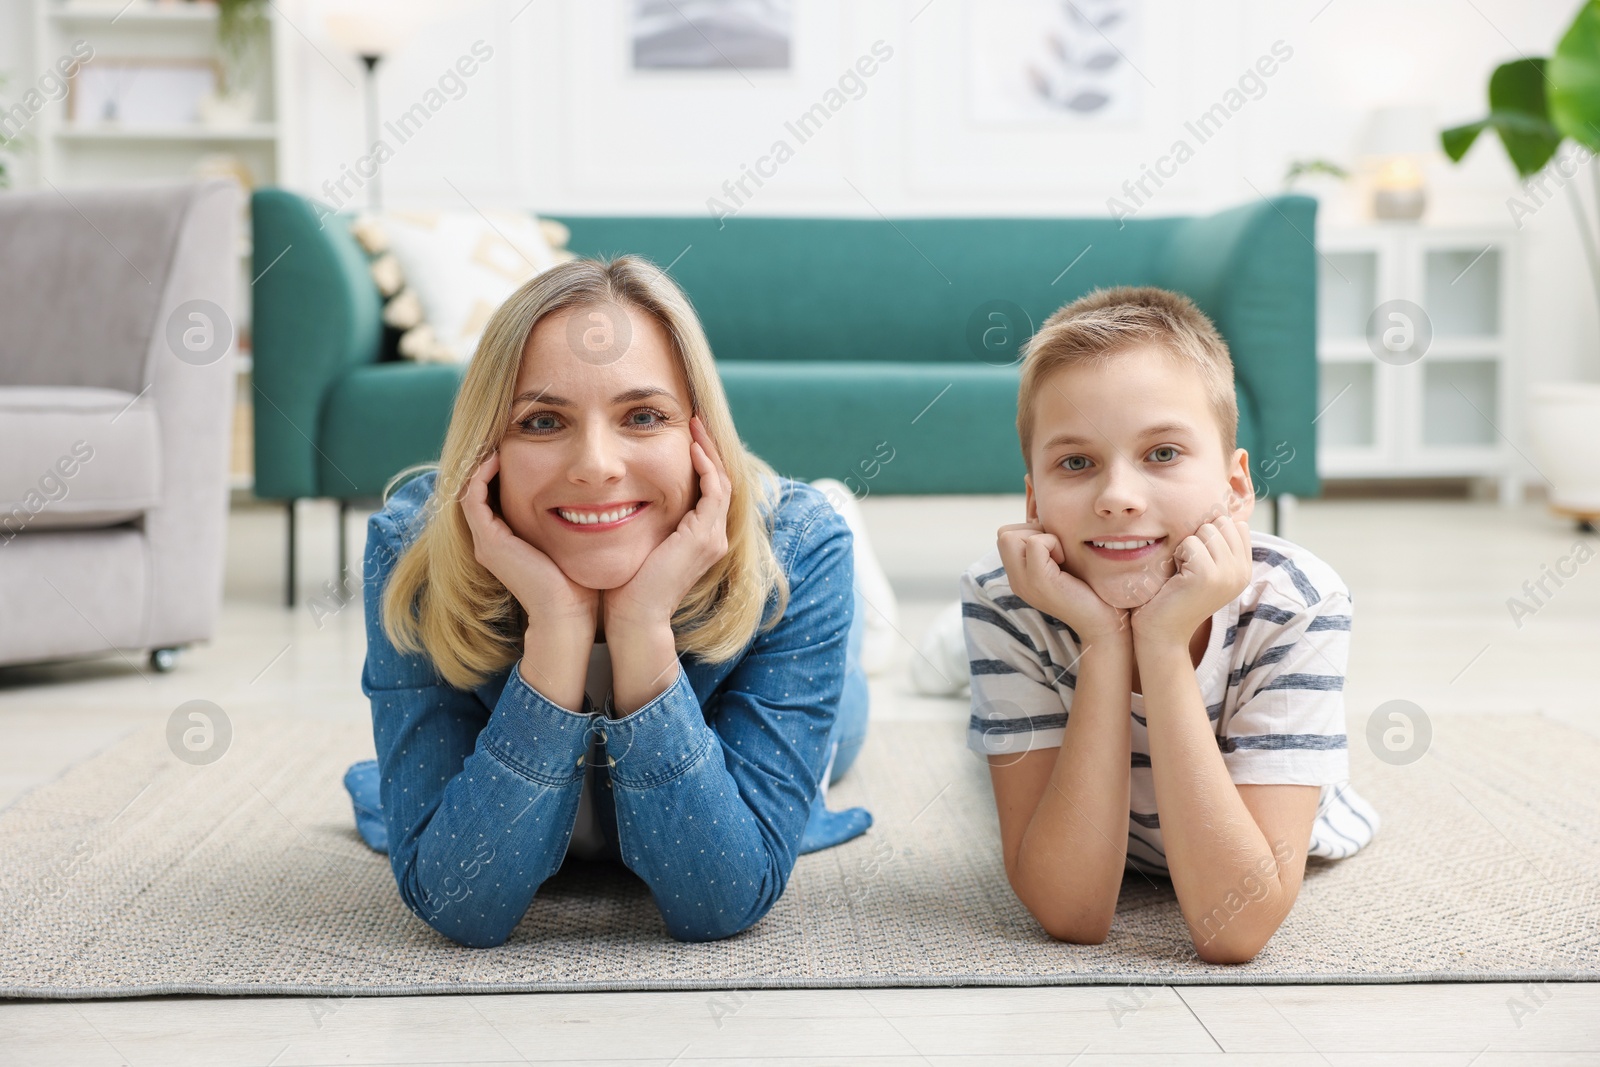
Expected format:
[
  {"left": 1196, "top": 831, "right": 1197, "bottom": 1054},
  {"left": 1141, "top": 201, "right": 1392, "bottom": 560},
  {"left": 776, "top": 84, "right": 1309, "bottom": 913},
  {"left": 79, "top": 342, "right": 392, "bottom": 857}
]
[
  {"left": 997, "top": 521, "right": 1129, "bottom": 644},
  {"left": 1131, "top": 513, "right": 1252, "bottom": 645}
]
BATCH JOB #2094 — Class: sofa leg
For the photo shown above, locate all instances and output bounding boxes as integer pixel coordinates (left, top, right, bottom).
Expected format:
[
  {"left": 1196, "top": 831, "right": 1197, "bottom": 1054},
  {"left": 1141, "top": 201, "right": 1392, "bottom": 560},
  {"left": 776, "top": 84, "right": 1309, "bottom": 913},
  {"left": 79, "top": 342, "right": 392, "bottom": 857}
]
[
  {"left": 285, "top": 499, "right": 298, "bottom": 609},
  {"left": 1271, "top": 493, "right": 1297, "bottom": 538},
  {"left": 337, "top": 499, "right": 349, "bottom": 584}
]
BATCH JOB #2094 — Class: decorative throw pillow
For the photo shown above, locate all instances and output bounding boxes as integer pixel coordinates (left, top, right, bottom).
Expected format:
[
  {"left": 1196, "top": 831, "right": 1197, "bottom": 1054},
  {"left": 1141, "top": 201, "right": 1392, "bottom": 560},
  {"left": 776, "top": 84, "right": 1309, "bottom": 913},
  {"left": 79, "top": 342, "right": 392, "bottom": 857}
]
[
  {"left": 347, "top": 214, "right": 438, "bottom": 362},
  {"left": 539, "top": 218, "right": 577, "bottom": 262},
  {"left": 377, "top": 209, "right": 560, "bottom": 363},
  {"left": 346, "top": 210, "right": 576, "bottom": 364}
]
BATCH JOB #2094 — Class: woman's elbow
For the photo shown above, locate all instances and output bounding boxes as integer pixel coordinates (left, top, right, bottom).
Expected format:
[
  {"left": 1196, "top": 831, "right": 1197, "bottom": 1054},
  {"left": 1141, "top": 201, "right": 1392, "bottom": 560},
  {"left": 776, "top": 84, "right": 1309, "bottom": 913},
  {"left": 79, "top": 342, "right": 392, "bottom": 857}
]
[
  {"left": 405, "top": 898, "right": 519, "bottom": 948},
  {"left": 396, "top": 878, "right": 521, "bottom": 948},
  {"left": 664, "top": 898, "right": 774, "bottom": 943}
]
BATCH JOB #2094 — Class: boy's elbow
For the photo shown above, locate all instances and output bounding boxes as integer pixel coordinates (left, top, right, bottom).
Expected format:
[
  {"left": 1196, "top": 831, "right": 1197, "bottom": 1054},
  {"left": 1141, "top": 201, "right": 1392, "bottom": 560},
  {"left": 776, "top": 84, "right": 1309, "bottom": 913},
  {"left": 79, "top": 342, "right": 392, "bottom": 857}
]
[
  {"left": 1189, "top": 898, "right": 1292, "bottom": 964},
  {"left": 1010, "top": 876, "right": 1115, "bottom": 945},
  {"left": 1037, "top": 914, "right": 1113, "bottom": 945},
  {"left": 1191, "top": 926, "right": 1274, "bottom": 964},
  {"left": 1023, "top": 889, "right": 1115, "bottom": 944}
]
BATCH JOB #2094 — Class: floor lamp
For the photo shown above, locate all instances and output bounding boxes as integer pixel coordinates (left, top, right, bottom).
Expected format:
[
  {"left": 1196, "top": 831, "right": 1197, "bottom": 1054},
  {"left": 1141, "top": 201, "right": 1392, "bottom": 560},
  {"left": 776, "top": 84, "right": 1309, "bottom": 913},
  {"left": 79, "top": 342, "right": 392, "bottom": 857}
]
[
  {"left": 323, "top": 6, "right": 432, "bottom": 209},
  {"left": 280, "top": 3, "right": 433, "bottom": 605}
]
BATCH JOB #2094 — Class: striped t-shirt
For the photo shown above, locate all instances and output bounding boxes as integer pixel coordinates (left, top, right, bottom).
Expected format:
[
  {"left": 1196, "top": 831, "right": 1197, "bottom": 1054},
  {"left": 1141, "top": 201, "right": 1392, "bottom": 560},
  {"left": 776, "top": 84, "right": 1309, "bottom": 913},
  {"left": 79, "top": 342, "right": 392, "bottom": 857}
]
[{"left": 961, "top": 531, "right": 1377, "bottom": 874}]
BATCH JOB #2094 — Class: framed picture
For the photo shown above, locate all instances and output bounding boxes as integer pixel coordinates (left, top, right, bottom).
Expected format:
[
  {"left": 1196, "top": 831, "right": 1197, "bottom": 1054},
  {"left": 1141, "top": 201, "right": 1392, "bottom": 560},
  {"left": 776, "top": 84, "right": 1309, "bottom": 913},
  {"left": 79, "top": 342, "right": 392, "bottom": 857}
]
[
  {"left": 967, "top": 0, "right": 1142, "bottom": 125},
  {"left": 632, "top": 0, "right": 791, "bottom": 71},
  {"left": 68, "top": 58, "right": 220, "bottom": 128}
]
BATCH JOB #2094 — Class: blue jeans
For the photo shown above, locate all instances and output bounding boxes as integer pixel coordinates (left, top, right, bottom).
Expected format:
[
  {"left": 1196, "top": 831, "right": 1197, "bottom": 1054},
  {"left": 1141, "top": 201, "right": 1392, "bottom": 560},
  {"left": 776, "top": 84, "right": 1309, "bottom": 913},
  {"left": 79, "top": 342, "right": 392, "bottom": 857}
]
[{"left": 830, "top": 582, "right": 870, "bottom": 783}]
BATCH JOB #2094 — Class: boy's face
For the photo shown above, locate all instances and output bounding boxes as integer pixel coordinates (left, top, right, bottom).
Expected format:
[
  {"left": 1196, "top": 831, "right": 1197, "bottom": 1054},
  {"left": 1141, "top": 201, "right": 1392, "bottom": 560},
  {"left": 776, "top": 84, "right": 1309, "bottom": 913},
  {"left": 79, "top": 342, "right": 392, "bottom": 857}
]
[{"left": 1024, "top": 346, "right": 1254, "bottom": 610}]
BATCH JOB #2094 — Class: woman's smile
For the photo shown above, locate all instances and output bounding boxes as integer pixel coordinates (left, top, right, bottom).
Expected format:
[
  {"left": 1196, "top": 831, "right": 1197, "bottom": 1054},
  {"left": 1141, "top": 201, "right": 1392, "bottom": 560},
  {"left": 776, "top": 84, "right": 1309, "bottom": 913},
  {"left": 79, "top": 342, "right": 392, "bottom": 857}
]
[{"left": 550, "top": 501, "right": 649, "bottom": 529}]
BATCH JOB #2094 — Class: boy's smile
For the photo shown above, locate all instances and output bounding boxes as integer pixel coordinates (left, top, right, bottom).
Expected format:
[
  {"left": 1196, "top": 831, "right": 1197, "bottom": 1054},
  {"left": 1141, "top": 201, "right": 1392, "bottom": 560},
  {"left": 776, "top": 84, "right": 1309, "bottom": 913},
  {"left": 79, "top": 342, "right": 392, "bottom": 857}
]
[
  {"left": 1023, "top": 344, "right": 1255, "bottom": 610},
  {"left": 1085, "top": 535, "right": 1167, "bottom": 562}
]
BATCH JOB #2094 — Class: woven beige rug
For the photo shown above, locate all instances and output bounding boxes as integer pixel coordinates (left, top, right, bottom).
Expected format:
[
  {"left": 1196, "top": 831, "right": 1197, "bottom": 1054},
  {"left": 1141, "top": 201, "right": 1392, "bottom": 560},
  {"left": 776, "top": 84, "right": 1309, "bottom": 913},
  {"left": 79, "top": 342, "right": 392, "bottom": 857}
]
[{"left": 1, "top": 711, "right": 1597, "bottom": 998}]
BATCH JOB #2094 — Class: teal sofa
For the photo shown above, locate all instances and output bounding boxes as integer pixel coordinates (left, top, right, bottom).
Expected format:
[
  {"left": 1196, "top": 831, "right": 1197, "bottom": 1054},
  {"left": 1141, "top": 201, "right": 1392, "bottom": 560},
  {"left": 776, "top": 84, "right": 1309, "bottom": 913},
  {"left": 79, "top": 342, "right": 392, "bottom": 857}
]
[{"left": 251, "top": 189, "right": 1321, "bottom": 604}]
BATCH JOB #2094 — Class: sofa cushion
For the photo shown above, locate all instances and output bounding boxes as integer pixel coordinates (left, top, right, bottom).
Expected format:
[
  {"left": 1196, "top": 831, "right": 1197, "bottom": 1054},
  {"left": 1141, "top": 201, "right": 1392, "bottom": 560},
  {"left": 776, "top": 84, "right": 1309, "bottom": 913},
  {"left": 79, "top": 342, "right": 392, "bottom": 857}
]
[{"left": 0, "top": 386, "right": 161, "bottom": 534}]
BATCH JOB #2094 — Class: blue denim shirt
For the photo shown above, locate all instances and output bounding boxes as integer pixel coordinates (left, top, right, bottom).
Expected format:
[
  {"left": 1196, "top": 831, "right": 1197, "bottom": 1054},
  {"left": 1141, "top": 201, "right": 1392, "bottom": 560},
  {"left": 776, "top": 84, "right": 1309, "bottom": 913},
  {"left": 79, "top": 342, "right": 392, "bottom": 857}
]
[{"left": 360, "top": 469, "right": 854, "bottom": 947}]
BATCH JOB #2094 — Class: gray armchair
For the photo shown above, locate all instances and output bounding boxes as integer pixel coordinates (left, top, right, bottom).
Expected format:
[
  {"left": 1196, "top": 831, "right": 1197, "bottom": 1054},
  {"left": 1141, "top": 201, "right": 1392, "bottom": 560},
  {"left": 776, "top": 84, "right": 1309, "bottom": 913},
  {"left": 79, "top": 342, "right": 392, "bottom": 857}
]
[{"left": 0, "top": 180, "right": 239, "bottom": 672}]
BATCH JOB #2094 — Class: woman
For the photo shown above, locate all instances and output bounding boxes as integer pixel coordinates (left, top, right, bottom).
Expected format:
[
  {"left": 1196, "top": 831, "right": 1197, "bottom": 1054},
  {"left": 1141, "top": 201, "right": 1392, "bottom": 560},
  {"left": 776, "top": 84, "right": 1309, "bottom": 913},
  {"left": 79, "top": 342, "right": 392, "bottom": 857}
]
[{"left": 340, "top": 256, "right": 873, "bottom": 948}]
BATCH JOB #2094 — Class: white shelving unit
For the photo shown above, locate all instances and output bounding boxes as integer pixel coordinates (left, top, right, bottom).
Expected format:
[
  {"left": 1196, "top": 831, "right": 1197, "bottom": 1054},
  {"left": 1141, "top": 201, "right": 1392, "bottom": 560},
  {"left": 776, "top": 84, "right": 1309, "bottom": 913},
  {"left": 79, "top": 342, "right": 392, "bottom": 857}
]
[
  {"left": 1314, "top": 221, "right": 1520, "bottom": 505},
  {"left": 54, "top": 122, "right": 280, "bottom": 141},
  {"left": 31, "top": 0, "right": 301, "bottom": 492},
  {"left": 30, "top": 0, "right": 297, "bottom": 188}
]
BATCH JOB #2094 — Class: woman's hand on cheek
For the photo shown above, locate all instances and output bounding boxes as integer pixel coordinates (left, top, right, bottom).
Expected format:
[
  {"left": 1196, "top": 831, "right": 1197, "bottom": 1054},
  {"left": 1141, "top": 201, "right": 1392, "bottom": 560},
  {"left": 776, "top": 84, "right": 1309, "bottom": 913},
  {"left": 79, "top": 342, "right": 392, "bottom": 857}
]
[
  {"left": 460, "top": 448, "right": 599, "bottom": 631},
  {"left": 603, "top": 414, "right": 731, "bottom": 632},
  {"left": 1130, "top": 512, "right": 1252, "bottom": 645}
]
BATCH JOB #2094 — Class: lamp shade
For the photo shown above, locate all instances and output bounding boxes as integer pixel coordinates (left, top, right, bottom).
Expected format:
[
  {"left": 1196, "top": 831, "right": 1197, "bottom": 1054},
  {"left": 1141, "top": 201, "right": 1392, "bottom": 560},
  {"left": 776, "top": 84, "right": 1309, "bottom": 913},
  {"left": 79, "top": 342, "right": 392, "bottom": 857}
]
[
  {"left": 1358, "top": 104, "right": 1438, "bottom": 159},
  {"left": 319, "top": 0, "right": 447, "bottom": 57}
]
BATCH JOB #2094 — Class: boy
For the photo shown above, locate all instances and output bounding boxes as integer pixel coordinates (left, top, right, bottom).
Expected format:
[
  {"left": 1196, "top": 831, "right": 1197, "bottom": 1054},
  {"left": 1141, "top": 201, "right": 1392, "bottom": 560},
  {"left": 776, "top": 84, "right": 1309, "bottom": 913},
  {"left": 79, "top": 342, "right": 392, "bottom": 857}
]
[{"left": 962, "top": 286, "right": 1377, "bottom": 964}]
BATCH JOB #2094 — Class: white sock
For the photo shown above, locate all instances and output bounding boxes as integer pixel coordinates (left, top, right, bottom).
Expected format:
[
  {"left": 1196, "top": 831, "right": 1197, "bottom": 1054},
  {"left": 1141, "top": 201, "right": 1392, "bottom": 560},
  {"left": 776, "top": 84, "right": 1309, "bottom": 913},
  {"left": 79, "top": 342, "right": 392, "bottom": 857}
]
[
  {"left": 817, "top": 739, "right": 839, "bottom": 802},
  {"left": 911, "top": 599, "right": 970, "bottom": 697},
  {"left": 811, "top": 478, "right": 900, "bottom": 677}
]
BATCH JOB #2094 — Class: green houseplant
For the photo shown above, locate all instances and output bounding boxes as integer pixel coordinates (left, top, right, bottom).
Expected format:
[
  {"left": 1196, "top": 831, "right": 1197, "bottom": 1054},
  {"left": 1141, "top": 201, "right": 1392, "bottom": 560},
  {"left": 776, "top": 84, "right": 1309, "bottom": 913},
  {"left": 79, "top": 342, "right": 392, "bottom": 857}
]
[
  {"left": 1442, "top": 0, "right": 1600, "bottom": 526},
  {"left": 201, "top": 0, "right": 269, "bottom": 127}
]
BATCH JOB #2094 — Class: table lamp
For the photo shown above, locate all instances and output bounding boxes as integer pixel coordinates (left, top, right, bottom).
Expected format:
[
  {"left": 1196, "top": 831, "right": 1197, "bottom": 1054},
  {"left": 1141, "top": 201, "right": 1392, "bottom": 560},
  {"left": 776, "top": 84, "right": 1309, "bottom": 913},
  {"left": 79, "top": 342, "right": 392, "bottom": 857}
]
[{"left": 1359, "top": 105, "right": 1437, "bottom": 222}]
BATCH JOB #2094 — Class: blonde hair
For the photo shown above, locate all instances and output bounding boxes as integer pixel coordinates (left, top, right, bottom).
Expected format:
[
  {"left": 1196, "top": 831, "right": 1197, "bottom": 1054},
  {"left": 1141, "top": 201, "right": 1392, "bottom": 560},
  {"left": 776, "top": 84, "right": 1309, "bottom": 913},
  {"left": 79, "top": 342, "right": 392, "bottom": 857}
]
[
  {"left": 379, "top": 256, "right": 790, "bottom": 691},
  {"left": 1016, "top": 286, "right": 1238, "bottom": 468}
]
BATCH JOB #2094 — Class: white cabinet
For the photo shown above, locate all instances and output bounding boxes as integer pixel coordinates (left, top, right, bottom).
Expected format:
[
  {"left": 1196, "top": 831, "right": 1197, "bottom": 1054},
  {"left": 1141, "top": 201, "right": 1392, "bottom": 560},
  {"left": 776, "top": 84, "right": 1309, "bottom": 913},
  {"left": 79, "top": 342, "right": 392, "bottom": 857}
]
[{"left": 1314, "top": 223, "right": 1519, "bottom": 504}]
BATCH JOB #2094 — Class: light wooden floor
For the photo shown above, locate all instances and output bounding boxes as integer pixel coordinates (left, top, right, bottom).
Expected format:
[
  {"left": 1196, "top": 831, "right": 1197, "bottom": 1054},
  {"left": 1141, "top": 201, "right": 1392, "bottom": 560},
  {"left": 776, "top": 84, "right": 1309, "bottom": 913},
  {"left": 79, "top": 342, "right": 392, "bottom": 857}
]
[{"left": 2, "top": 492, "right": 1597, "bottom": 1064}]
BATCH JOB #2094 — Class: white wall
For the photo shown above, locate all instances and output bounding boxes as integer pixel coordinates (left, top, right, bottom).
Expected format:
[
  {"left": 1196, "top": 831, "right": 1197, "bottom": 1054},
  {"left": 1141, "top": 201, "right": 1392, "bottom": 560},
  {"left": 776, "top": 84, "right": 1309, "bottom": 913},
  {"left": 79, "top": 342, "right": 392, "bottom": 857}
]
[{"left": 2, "top": 0, "right": 1595, "bottom": 390}]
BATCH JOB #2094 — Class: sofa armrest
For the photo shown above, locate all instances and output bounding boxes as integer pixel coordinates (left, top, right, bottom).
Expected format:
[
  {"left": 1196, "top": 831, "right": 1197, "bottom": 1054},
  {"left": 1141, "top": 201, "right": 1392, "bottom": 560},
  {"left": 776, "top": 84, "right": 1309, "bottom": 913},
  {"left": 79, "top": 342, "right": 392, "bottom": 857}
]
[
  {"left": 142, "top": 180, "right": 241, "bottom": 648},
  {"left": 1155, "top": 194, "right": 1321, "bottom": 498},
  {"left": 250, "top": 188, "right": 384, "bottom": 500}
]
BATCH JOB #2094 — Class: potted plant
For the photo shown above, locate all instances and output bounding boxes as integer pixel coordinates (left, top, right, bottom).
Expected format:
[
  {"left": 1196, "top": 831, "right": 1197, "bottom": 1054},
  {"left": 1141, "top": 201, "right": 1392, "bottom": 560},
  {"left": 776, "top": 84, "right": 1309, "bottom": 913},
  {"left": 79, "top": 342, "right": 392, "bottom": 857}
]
[
  {"left": 199, "top": 0, "right": 269, "bottom": 128},
  {"left": 1442, "top": 1, "right": 1600, "bottom": 531}
]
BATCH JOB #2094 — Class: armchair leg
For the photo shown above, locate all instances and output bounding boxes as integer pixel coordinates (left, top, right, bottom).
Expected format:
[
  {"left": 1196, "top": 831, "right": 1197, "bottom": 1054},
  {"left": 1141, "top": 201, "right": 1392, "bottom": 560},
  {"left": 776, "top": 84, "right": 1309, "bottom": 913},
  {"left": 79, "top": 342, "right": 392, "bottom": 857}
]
[{"left": 285, "top": 499, "right": 298, "bottom": 608}]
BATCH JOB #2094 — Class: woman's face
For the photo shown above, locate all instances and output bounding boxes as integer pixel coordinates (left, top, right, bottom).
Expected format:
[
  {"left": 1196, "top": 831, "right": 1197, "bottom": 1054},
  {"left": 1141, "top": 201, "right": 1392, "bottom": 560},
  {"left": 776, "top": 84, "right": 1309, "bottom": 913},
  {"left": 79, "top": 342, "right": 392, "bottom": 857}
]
[{"left": 494, "top": 302, "right": 698, "bottom": 591}]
